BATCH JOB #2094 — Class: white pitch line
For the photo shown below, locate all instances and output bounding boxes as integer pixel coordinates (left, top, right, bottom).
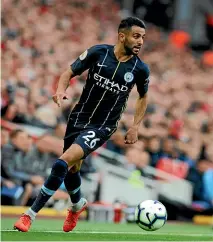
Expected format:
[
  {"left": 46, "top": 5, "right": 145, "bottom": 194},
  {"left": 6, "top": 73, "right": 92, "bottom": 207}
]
[{"left": 1, "top": 230, "right": 212, "bottom": 237}]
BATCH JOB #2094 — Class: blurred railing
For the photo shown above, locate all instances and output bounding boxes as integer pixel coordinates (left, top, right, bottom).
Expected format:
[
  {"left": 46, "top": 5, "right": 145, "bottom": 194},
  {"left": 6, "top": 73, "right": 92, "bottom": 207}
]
[{"left": 94, "top": 147, "right": 193, "bottom": 205}]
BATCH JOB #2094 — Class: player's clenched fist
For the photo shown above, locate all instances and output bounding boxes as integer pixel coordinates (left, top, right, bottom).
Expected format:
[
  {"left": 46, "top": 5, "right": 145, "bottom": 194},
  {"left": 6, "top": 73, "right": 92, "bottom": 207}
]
[
  {"left": 52, "top": 92, "right": 69, "bottom": 107},
  {"left": 124, "top": 126, "right": 138, "bottom": 144}
]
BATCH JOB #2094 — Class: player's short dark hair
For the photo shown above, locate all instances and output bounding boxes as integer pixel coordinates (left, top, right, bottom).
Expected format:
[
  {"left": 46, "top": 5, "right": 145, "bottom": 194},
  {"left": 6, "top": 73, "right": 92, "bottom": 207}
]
[{"left": 118, "top": 17, "right": 146, "bottom": 32}]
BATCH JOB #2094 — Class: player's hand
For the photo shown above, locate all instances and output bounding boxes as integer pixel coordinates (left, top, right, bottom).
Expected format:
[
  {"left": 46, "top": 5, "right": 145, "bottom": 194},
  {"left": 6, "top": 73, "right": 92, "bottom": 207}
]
[
  {"left": 52, "top": 92, "right": 69, "bottom": 107},
  {"left": 124, "top": 127, "right": 138, "bottom": 144},
  {"left": 31, "top": 176, "right": 44, "bottom": 185}
]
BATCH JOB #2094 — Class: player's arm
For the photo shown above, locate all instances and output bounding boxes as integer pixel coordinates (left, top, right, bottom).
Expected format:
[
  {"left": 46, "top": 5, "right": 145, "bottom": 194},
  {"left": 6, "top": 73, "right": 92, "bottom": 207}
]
[
  {"left": 133, "top": 94, "right": 148, "bottom": 129},
  {"left": 124, "top": 94, "right": 148, "bottom": 144},
  {"left": 124, "top": 65, "right": 150, "bottom": 144},
  {"left": 57, "top": 69, "right": 74, "bottom": 93},
  {"left": 53, "top": 46, "right": 99, "bottom": 107},
  {"left": 52, "top": 68, "right": 74, "bottom": 107}
]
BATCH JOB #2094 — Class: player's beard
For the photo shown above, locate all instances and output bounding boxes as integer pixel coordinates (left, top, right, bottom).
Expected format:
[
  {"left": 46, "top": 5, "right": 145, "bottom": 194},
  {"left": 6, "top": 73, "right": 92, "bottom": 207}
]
[
  {"left": 124, "top": 40, "right": 139, "bottom": 56},
  {"left": 124, "top": 43, "right": 135, "bottom": 56}
]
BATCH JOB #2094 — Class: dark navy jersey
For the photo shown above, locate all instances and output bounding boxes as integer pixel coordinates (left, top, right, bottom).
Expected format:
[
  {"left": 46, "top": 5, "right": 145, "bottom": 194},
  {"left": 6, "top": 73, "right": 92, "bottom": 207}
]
[{"left": 69, "top": 44, "right": 150, "bottom": 130}]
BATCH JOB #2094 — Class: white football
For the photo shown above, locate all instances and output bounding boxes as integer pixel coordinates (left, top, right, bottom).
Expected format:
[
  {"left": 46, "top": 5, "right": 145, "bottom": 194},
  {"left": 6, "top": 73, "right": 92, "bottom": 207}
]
[{"left": 135, "top": 200, "right": 167, "bottom": 231}]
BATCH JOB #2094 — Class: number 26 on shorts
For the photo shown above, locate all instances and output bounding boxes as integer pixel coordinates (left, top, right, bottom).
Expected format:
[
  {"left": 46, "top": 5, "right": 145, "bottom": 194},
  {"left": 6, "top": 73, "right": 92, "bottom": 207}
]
[{"left": 82, "top": 131, "right": 100, "bottom": 149}]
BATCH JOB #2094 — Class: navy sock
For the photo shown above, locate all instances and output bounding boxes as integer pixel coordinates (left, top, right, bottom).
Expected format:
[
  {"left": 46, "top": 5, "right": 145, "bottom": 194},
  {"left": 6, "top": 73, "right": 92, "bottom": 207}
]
[
  {"left": 31, "top": 159, "right": 68, "bottom": 213},
  {"left": 64, "top": 171, "right": 81, "bottom": 203}
]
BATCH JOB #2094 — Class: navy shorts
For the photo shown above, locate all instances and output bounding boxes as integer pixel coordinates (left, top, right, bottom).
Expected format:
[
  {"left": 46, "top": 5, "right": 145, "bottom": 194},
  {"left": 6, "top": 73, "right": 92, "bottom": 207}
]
[{"left": 63, "top": 124, "right": 115, "bottom": 158}]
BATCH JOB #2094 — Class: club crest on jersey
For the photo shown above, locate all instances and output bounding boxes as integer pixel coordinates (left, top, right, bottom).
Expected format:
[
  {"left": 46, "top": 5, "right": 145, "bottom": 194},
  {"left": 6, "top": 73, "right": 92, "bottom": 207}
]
[
  {"left": 79, "top": 50, "right": 88, "bottom": 60},
  {"left": 124, "top": 72, "right": 134, "bottom": 82}
]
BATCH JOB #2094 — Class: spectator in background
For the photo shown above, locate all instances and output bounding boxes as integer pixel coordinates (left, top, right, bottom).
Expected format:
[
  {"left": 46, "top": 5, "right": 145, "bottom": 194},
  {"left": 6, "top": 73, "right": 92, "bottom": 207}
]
[
  {"left": 106, "top": 130, "right": 127, "bottom": 155},
  {"left": 0, "top": 129, "right": 25, "bottom": 205},
  {"left": 1, "top": 176, "right": 24, "bottom": 206},
  {"left": 159, "top": 138, "right": 175, "bottom": 159},
  {"left": 1, "top": 129, "right": 40, "bottom": 205},
  {"left": 187, "top": 159, "right": 213, "bottom": 210},
  {"left": 1, "top": 80, "right": 14, "bottom": 117},
  {"left": 4, "top": 87, "right": 31, "bottom": 124},
  {"left": 1, "top": 128, "right": 9, "bottom": 147},
  {"left": 176, "top": 139, "right": 196, "bottom": 168},
  {"left": 187, "top": 144, "right": 213, "bottom": 210},
  {"left": 146, "top": 136, "right": 161, "bottom": 167},
  {"left": 202, "top": 168, "right": 213, "bottom": 208},
  {"left": 125, "top": 140, "right": 150, "bottom": 174},
  {"left": 1, "top": 129, "right": 69, "bottom": 206}
]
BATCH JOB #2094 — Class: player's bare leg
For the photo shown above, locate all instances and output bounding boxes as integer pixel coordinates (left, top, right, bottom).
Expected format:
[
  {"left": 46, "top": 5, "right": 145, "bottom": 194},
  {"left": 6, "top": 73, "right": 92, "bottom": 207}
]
[{"left": 14, "top": 144, "right": 85, "bottom": 232}]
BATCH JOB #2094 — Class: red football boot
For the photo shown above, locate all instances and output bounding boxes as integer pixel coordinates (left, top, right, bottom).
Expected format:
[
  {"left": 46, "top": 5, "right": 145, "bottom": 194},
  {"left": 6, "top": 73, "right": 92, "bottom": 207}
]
[
  {"left": 14, "top": 214, "right": 32, "bottom": 232},
  {"left": 63, "top": 199, "right": 88, "bottom": 232}
]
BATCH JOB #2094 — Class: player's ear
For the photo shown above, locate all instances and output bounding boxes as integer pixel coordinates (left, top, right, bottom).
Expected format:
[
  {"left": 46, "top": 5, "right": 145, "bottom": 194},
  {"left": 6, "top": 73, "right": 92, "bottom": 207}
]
[{"left": 118, "top": 32, "right": 125, "bottom": 43}]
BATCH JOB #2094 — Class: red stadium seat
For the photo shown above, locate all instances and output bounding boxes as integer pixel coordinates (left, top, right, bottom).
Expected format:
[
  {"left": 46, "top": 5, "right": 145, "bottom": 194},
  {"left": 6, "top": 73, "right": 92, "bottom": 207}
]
[{"left": 156, "top": 158, "right": 189, "bottom": 179}]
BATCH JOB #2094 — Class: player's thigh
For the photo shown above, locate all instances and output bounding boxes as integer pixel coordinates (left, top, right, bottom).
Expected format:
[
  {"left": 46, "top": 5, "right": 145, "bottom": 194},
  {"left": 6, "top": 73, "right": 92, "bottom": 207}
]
[
  {"left": 73, "top": 127, "right": 112, "bottom": 159},
  {"left": 63, "top": 124, "right": 80, "bottom": 153},
  {"left": 62, "top": 124, "right": 85, "bottom": 167},
  {"left": 62, "top": 127, "right": 113, "bottom": 167}
]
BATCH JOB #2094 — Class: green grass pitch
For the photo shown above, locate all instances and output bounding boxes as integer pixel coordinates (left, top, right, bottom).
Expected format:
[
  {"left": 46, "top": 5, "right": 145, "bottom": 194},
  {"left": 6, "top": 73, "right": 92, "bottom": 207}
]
[{"left": 1, "top": 217, "right": 212, "bottom": 241}]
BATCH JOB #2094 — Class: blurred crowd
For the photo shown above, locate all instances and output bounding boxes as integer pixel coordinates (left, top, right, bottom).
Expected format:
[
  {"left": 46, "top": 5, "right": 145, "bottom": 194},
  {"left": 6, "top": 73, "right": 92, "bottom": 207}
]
[{"left": 1, "top": 0, "right": 213, "bottom": 211}]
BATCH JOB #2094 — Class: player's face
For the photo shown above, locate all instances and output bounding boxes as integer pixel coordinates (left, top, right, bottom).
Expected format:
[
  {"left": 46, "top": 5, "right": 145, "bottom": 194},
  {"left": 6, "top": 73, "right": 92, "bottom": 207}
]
[{"left": 123, "top": 26, "right": 146, "bottom": 56}]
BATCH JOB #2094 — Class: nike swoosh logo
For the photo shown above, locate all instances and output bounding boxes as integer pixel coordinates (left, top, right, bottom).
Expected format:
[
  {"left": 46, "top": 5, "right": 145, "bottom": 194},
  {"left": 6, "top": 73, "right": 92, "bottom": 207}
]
[{"left": 97, "top": 63, "right": 107, "bottom": 67}]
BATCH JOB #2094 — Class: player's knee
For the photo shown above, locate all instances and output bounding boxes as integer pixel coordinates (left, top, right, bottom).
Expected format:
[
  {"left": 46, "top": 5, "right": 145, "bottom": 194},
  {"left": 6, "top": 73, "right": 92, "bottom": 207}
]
[
  {"left": 70, "top": 163, "right": 82, "bottom": 173},
  {"left": 60, "top": 153, "right": 72, "bottom": 165},
  {"left": 60, "top": 144, "right": 84, "bottom": 167},
  {"left": 52, "top": 159, "right": 68, "bottom": 176}
]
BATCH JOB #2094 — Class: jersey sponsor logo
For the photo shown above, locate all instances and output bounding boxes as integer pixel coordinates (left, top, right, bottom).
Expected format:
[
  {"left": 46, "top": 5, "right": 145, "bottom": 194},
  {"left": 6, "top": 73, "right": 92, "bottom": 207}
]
[
  {"left": 124, "top": 72, "right": 134, "bottom": 82},
  {"left": 79, "top": 50, "right": 88, "bottom": 60},
  {"left": 94, "top": 73, "right": 128, "bottom": 94},
  {"left": 97, "top": 63, "right": 107, "bottom": 68}
]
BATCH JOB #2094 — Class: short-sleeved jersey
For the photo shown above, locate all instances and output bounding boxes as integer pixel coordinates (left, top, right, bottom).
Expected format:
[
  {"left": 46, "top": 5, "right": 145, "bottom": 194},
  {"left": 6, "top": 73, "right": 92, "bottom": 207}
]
[{"left": 69, "top": 44, "right": 150, "bottom": 129}]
